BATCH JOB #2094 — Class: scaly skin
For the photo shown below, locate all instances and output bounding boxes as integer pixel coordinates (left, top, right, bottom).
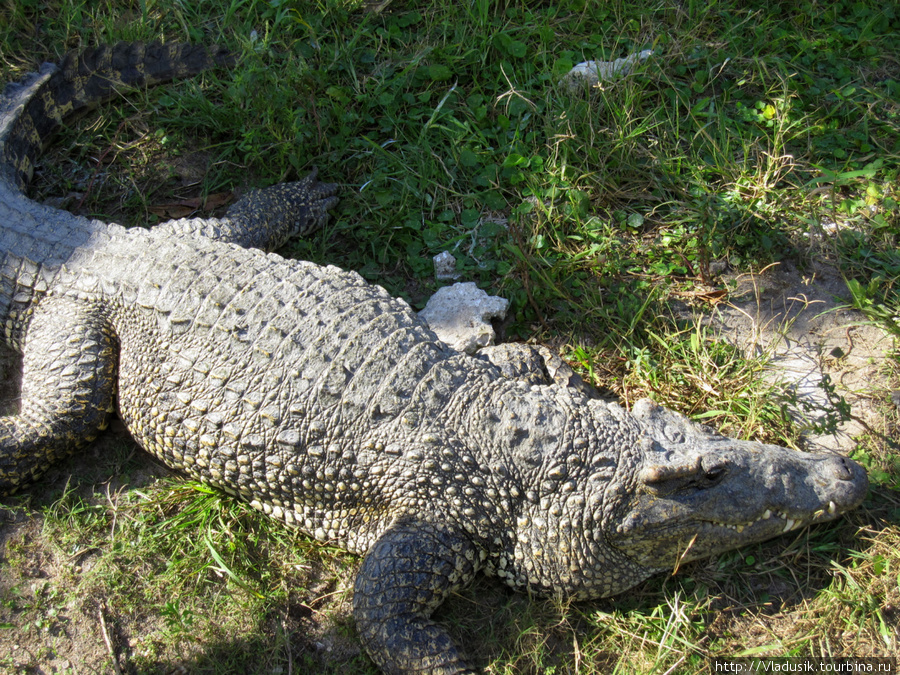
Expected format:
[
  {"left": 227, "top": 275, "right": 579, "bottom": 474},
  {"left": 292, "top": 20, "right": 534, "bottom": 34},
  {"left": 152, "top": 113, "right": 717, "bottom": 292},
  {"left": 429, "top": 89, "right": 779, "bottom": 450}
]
[{"left": 0, "top": 44, "right": 869, "bottom": 674}]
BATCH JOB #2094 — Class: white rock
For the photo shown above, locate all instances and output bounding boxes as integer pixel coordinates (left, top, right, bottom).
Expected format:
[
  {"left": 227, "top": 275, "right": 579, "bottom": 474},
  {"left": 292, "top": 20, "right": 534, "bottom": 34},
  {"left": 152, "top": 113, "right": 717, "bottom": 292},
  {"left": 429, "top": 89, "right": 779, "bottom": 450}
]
[
  {"left": 564, "top": 49, "right": 653, "bottom": 90},
  {"left": 419, "top": 282, "right": 509, "bottom": 354}
]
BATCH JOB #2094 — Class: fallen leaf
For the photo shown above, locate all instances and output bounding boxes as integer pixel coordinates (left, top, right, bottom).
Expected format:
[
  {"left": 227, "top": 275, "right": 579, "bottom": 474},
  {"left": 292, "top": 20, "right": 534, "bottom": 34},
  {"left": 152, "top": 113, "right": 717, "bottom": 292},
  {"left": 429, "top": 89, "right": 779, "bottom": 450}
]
[{"left": 673, "top": 287, "right": 728, "bottom": 306}]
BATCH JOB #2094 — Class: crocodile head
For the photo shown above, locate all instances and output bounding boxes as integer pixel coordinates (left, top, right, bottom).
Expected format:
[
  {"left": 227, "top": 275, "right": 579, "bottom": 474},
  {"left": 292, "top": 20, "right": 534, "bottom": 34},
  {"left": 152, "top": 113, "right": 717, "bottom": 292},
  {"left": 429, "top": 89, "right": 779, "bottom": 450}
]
[{"left": 603, "top": 398, "right": 868, "bottom": 575}]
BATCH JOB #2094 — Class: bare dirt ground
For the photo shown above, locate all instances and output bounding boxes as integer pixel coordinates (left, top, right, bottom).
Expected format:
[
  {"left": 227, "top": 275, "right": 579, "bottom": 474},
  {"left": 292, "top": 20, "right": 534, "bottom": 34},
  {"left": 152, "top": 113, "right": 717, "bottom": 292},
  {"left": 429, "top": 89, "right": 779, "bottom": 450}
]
[
  {"left": 713, "top": 259, "right": 894, "bottom": 455},
  {"left": 0, "top": 260, "right": 895, "bottom": 673}
]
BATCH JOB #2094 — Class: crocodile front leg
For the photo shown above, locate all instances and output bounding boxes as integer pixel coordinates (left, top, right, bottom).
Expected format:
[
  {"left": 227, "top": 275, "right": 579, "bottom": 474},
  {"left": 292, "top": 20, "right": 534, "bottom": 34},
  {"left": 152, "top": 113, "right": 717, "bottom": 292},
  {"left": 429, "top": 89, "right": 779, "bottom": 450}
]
[
  {"left": 353, "top": 517, "right": 483, "bottom": 675},
  {"left": 0, "top": 295, "right": 116, "bottom": 493}
]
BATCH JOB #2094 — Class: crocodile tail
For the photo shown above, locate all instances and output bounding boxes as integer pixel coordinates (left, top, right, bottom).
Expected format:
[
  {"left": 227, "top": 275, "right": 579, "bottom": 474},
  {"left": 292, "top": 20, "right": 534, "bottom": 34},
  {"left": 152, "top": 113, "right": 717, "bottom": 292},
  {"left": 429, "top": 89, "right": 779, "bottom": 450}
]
[{"left": 0, "top": 41, "right": 234, "bottom": 189}]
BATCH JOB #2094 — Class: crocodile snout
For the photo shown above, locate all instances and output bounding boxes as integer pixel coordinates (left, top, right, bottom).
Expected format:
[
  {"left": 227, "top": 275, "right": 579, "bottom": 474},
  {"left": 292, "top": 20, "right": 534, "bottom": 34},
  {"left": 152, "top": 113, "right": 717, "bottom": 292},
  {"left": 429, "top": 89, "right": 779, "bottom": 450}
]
[
  {"left": 814, "top": 453, "right": 868, "bottom": 511},
  {"left": 829, "top": 455, "right": 855, "bottom": 482}
]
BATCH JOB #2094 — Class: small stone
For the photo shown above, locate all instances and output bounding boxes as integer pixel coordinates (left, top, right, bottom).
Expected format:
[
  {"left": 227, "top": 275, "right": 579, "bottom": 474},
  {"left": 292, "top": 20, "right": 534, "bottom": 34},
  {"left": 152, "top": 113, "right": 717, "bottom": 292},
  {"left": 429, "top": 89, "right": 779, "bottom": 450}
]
[{"left": 433, "top": 250, "right": 460, "bottom": 281}]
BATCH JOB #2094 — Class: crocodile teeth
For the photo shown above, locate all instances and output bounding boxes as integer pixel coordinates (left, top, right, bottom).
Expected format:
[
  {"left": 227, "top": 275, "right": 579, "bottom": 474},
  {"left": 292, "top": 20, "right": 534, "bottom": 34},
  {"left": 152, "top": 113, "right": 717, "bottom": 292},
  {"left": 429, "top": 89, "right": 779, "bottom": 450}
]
[{"left": 709, "top": 506, "right": 828, "bottom": 534}]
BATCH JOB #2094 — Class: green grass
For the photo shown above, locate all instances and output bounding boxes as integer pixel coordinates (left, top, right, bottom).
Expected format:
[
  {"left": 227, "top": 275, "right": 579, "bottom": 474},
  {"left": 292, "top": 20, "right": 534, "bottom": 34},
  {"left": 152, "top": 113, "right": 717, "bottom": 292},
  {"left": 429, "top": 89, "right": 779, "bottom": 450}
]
[{"left": 0, "top": 0, "right": 898, "bottom": 672}]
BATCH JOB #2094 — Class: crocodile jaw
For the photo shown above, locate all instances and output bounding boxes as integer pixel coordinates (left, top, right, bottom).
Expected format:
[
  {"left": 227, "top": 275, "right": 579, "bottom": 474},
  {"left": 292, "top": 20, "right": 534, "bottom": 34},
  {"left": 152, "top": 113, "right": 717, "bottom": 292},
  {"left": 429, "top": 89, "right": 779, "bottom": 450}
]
[
  {"left": 707, "top": 502, "right": 839, "bottom": 535},
  {"left": 612, "top": 490, "right": 864, "bottom": 569},
  {"left": 603, "top": 400, "right": 868, "bottom": 570}
]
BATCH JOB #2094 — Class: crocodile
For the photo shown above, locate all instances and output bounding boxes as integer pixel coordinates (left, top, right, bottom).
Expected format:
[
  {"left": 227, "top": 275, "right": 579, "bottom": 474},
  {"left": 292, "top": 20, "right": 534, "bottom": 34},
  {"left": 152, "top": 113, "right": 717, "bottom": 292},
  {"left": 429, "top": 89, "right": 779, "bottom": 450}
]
[{"left": 0, "top": 43, "right": 868, "bottom": 674}]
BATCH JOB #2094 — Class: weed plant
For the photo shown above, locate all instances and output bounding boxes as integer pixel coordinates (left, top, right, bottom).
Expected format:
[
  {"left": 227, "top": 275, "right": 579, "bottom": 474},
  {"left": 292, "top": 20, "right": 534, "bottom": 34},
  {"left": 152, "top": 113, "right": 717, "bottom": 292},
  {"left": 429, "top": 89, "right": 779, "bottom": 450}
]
[{"left": 0, "top": 0, "right": 898, "bottom": 672}]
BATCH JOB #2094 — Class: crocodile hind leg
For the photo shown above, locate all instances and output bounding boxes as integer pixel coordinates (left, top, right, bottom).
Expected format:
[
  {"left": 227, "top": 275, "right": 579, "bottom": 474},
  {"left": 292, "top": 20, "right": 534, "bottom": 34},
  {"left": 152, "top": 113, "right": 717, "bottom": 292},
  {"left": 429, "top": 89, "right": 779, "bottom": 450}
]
[
  {"left": 0, "top": 296, "right": 116, "bottom": 494},
  {"left": 353, "top": 517, "right": 482, "bottom": 674},
  {"left": 156, "top": 168, "right": 339, "bottom": 251}
]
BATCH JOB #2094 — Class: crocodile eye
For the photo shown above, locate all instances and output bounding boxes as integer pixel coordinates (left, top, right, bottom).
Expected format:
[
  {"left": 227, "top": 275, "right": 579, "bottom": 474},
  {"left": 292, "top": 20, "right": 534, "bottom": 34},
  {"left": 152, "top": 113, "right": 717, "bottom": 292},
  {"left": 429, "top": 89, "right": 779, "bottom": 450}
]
[{"left": 703, "top": 466, "right": 726, "bottom": 485}]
